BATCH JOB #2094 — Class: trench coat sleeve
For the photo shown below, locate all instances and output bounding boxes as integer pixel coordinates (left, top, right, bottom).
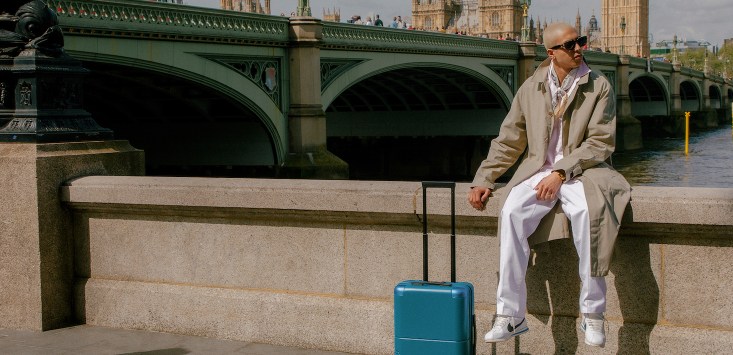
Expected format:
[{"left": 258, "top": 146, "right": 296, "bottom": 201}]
[
  {"left": 471, "top": 92, "right": 528, "bottom": 190},
  {"left": 552, "top": 78, "right": 616, "bottom": 179}
]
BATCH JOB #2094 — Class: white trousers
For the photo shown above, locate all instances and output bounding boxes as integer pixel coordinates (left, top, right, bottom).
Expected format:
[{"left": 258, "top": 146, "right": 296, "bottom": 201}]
[{"left": 496, "top": 178, "right": 607, "bottom": 318}]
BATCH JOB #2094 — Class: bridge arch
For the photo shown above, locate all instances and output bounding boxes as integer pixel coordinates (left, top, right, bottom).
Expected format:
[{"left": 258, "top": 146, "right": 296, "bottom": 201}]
[
  {"left": 680, "top": 80, "right": 702, "bottom": 112},
  {"left": 628, "top": 73, "right": 669, "bottom": 117},
  {"left": 320, "top": 56, "right": 513, "bottom": 180},
  {"left": 321, "top": 59, "right": 514, "bottom": 111},
  {"left": 66, "top": 44, "right": 287, "bottom": 174}
]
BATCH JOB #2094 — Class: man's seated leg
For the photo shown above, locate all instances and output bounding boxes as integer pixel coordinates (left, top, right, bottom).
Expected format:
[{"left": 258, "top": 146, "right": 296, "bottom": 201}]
[
  {"left": 557, "top": 180, "right": 607, "bottom": 347},
  {"left": 489, "top": 182, "right": 557, "bottom": 342}
]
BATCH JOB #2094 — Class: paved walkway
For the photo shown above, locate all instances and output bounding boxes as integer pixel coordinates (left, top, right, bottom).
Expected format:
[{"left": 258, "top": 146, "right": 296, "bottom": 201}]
[{"left": 0, "top": 325, "right": 358, "bottom": 355}]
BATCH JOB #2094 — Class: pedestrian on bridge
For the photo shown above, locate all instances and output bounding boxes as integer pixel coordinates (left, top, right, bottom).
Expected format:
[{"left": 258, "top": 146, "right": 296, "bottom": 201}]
[
  {"left": 374, "top": 14, "right": 383, "bottom": 27},
  {"left": 467, "top": 22, "right": 631, "bottom": 348}
]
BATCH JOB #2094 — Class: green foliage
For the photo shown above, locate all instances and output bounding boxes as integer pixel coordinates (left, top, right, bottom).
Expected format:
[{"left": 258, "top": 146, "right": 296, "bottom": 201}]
[{"left": 664, "top": 44, "right": 733, "bottom": 78}]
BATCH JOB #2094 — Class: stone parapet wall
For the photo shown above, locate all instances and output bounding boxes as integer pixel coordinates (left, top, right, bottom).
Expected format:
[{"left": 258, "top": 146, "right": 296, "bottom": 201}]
[{"left": 62, "top": 177, "right": 733, "bottom": 354}]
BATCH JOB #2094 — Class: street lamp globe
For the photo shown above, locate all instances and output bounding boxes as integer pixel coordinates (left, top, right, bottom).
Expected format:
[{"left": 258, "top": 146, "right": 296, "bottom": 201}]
[{"left": 619, "top": 16, "right": 626, "bottom": 55}]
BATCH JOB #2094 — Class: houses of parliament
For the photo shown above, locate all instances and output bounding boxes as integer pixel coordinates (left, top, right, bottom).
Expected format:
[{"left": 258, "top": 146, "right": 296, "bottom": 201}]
[
  {"left": 411, "top": 0, "right": 649, "bottom": 56},
  {"left": 216, "top": 0, "right": 649, "bottom": 57},
  {"left": 220, "top": 0, "right": 271, "bottom": 15}
]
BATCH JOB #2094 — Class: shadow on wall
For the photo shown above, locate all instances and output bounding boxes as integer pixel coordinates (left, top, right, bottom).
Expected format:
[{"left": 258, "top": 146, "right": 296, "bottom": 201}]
[
  {"left": 525, "top": 234, "right": 660, "bottom": 354},
  {"left": 611, "top": 236, "right": 660, "bottom": 354}
]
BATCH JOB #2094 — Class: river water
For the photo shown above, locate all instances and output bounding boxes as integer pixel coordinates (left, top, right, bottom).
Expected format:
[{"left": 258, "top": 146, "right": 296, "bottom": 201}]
[{"left": 612, "top": 126, "right": 733, "bottom": 188}]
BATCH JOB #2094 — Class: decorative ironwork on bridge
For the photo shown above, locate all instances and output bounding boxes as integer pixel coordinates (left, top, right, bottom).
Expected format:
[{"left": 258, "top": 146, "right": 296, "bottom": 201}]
[
  {"left": 321, "top": 22, "right": 519, "bottom": 59},
  {"left": 201, "top": 55, "right": 282, "bottom": 107},
  {"left": 47, "top": 0, "right": 290, "bottom": 46},
  {"left": 320, "top": 59, "right": 365, "bottom": 92}
]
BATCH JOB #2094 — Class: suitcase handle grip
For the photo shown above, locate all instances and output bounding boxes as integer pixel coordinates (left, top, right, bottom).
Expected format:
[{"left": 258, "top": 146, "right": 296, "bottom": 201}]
[
  {"left": 411, "top": 281, "right": 453, "bottom": 287},
  {"left": 421, "top": 181, "right": 456, "bottom": 283}
]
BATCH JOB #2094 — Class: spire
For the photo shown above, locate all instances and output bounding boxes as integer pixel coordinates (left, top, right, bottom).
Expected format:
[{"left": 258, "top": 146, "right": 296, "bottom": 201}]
[{"left": 297, "top": 0, "right": 311, "bottom": 16}]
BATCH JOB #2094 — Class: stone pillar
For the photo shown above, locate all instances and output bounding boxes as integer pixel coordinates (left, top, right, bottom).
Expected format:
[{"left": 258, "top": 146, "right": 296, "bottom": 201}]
[
  {"left": 668, "top": 63, "right": 687, "bottom": 136},
  {"left": 615, "top": 55, "right": 643, "bottom": 150},
  {"left": 518, "top": 42, "right": 538, "bottom": 85},
  {"left": 0, "top": 1, "right": 145, "bottom": 329},
  {"left": 281, "top": 17, "right": 348, "bottom": 179},
  {"left": 700, "top": 76, "right": 719, "bottom": 128},
  {"left": 0, "top": 141, "right": 144, "bottom": 330},
  {"left": 723, "top": 82, "right": 732, "bottom": 125}
]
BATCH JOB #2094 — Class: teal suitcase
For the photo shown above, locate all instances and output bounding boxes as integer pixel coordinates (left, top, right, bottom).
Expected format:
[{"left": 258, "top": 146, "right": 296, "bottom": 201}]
[{"left": 394, "top": 181, "right": 476, "bottom": 355}]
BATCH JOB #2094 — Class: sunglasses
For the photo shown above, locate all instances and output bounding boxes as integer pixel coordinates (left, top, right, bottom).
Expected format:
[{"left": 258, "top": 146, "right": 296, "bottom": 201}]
[{"left": 550, "top": 36, "right": 588, "bottom": 50}]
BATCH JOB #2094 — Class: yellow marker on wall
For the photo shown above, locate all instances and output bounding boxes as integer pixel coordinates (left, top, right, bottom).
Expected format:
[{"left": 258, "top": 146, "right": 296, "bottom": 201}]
[{"left": 685, "top": 111, "right": 690, "bottom": 156}]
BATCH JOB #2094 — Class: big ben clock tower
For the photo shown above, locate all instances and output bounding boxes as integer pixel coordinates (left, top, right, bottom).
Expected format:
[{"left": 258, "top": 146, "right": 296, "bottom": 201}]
[{"left": 601, "top": 0, "right": 649, "bottom": 57}]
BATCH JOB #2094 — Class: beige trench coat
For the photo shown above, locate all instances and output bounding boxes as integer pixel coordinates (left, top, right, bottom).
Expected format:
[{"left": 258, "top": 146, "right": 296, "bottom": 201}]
[{"left": 472, "top": 58, "right": 631, "bottom": 277}]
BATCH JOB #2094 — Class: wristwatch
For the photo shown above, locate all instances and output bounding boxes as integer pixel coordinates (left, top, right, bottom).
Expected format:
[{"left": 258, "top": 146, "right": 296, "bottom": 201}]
[{"left": 553, "top": 169, "right": 566, "bottom": 182}]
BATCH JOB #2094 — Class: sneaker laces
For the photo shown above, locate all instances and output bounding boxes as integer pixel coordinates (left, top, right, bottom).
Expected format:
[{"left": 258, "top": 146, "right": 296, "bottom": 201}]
[
  {"left": 584, "top": 316, "right": 604, "bottom": 333},
  {"left": 491, "top": 316, "right": 511, "bottom": 332}
]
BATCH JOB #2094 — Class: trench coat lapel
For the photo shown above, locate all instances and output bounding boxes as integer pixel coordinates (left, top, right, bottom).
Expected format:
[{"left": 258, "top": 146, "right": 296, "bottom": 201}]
[{"left": 563, "top": 64, "right": 590, "bottom": 115}]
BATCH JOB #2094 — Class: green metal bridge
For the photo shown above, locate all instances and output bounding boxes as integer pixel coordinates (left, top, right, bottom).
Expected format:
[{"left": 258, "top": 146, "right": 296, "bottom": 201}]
[{"left": 48, "top": 0, "right": 733, "bottom": 179}]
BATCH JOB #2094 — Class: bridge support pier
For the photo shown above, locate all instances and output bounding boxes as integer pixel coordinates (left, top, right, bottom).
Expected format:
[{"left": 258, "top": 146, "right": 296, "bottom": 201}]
[
  {"left": 0, "top": 140, "right": 143, "bottom": 330},
  {"left": 616, "top": 114, "right": 643, "bottom": 151},
  {"left": 282, "top": 104, "right": 348, "bottom": 179},
  {"left": 615, "top": 55, "right": 643, "bottom": 151},
  {"left": 702, "top": 109, "right": 719, "bottom": 128},
  {"left": 280, "top": 17, "right": 348, "bottom": 179}
]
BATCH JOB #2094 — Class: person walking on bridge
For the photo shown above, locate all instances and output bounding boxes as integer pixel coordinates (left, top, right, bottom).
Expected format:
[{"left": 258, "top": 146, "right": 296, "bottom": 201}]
[{"left": 467, "top": 22, "right": 631, "bottom": 348}]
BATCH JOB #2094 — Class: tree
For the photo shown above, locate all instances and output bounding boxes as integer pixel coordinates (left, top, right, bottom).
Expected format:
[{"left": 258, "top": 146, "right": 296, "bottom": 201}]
[
  {"left": 666, "top": 44, "right": 733, "bottom": 78},
  {"left": 715, "top": 44, "right": 733, "bottom": 79}
]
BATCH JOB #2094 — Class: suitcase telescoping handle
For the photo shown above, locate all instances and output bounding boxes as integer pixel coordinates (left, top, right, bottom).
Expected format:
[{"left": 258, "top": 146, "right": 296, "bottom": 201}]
[{"left": 421, "top": 181, "right": 456, "bottom": 283}]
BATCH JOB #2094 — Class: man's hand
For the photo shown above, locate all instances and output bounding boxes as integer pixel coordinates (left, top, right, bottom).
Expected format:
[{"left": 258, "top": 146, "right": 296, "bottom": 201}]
[
  {"left": 534, "top": 172, "right": 564, "bottom": 201},
  {"left": 468, "top": 186, "right": 492, "bottom": 211}
]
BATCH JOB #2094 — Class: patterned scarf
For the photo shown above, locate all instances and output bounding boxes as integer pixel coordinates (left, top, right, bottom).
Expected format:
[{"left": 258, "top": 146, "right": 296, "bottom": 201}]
[{"left": 548, "top": 62, "right": 580, "bottom": 112}]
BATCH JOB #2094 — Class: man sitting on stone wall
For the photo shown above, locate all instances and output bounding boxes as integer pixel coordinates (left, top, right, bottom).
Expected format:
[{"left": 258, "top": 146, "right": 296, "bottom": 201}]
[{"left": 467, "top": 22, "right": 631, "bottom": 348}]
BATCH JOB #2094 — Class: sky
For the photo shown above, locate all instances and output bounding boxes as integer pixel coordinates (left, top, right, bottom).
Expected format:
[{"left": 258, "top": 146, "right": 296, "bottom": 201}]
[{"left": 186, "top": 0, "right": 731, "bottom": 48}]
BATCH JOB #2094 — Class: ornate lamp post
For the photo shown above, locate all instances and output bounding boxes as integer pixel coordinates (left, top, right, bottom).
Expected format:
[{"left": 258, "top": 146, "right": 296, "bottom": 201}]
[
  {"left": 296, "top": 0, "right": 311, "bottom": 17},
  {"left": 672, "top": 34, "right": 679, "bottom": 65},
  {"left": 0, "top": 0, "right": 112, "bottom": 142},
  {"left": 619, "top": 16, "right": 626, "bottom": 55},
  {"left": 701, "top": 41, "right": 710, "bottom": 74},
  {"left": 519, "top": 0, "right": 531, "bottom": 42}
]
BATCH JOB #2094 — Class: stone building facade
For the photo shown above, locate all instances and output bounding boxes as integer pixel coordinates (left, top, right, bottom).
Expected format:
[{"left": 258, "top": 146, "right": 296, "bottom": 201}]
[
  {"left": 601, "top": 0, "right": 649, "bottom": 56},
  {"left": 411, "top": 0, "right": 650, "bottom": 56},
  {"left": 220, "top": 0, "right": 271, "bottom": 15},
  {"left": 411, "top": 0, "right": 523, "bottom": 39},
  {"left": 323, "top": 8, "right": 341, "bottom": 23}
]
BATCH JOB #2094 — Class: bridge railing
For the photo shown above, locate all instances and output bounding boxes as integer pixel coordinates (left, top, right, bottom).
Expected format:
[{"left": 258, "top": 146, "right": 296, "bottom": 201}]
[
  {"left": 48, "top": 0, "right": 290, "bottom": 45},
  {"left": 321, "top": 22, "right": 519, "bottom": 59}
]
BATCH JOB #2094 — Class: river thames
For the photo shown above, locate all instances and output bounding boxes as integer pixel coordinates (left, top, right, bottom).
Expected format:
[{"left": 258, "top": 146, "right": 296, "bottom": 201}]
[{"left": 613, "top": 126, "right": 733, "bottom": 188}]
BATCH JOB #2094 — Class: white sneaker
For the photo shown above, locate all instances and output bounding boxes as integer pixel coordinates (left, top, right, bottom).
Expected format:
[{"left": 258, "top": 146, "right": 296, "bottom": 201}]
[
  {"left": 581, "top": 313, "right": 606, "bottom": 347},
  {"left": 484, "top": 315, "right": 529, "bottom": 343}
]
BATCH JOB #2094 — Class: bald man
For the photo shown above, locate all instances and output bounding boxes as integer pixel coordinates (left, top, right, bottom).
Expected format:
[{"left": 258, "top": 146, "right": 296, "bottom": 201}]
[{"left": 468, "top": 22, "right": 630, "bottom": 348}]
